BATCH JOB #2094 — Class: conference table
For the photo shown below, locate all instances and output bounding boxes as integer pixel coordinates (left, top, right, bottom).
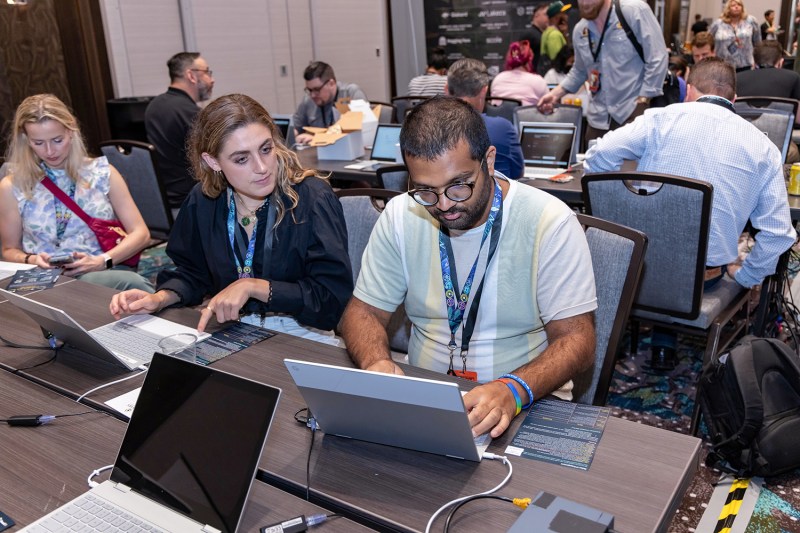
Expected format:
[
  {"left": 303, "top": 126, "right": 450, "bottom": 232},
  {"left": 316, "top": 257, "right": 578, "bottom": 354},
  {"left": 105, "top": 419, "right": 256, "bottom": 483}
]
[{"left": 0, "top": 279, "right": 701, "bottom": 532}]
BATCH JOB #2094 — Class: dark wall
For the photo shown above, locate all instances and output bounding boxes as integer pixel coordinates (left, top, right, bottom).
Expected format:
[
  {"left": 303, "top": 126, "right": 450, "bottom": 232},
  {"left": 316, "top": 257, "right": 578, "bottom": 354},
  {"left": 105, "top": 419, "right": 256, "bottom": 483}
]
[{"left": 0, "top": 0, "right": 112, "bottom": 158}]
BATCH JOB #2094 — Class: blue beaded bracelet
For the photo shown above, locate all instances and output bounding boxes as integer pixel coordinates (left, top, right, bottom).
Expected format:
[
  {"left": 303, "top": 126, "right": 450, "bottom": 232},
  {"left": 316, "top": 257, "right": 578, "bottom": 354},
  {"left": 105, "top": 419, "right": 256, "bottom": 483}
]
[{"left": 499, "top": 373, "right": 534, "bottom": 410}]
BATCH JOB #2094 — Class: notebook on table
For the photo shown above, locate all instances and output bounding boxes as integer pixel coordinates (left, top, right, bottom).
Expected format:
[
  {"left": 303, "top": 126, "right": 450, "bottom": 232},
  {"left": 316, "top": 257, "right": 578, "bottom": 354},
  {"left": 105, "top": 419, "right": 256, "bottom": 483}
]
[
  {"left": 284, "top": 359, "right": 491, "bottom": 461},
  {"left": 519, "top": 122, "right": 576, "bottom": 179},
  {"left": 0, "top": 288, "right": 209, "bottom": 371},
  {"left": 21, "top": 352, "right": 281, "bottom": 533},
  {"left": 345, "top": 123, "right": 402, "bottom": 170}
]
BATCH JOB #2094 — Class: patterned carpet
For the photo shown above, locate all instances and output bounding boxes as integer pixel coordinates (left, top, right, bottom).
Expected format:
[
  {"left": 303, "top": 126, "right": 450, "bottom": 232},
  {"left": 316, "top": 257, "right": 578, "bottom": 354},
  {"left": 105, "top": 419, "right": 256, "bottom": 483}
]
[
  {"left": 609, "top": 333, "right": 800, "bottom": 532},
  {"left": 138, "top": 246, "right": 800, "bottom": 532}
]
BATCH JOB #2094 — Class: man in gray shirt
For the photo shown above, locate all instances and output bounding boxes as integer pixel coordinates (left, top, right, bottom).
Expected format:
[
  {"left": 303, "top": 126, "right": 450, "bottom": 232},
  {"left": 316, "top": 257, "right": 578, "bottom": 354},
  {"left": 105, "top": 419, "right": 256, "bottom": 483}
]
[
  {"left": 293, "top": 61, "right": 366, "bottom": 144},
  {"left": 537, "top": 0, "right": 667, "bottom": 143}
]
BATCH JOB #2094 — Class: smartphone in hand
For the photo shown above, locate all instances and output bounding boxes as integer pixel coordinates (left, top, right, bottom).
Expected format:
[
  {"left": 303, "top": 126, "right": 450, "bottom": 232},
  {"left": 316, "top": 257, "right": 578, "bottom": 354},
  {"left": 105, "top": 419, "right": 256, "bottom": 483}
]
[{"left": 48, "top": 253, "right": 74, "bottom": 265}]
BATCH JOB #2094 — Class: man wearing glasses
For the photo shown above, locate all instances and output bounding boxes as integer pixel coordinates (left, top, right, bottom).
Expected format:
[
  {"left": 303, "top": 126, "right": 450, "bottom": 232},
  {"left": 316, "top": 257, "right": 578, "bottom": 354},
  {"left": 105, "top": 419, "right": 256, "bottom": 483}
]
[
  {"left": 145, "top": 52, "right": 215, "bottom": 210},
  {"left": 340, "top": 96, "right": 597, "bottom": 438},
  {"left": 293, "top": 61, "right": 366, "bottom": 145}
]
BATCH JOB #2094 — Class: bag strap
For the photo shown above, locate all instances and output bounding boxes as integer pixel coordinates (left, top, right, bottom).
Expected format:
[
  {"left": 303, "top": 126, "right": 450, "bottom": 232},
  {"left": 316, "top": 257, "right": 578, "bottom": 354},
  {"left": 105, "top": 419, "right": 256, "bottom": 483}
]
[
  {"left": 40, "top": 174, "right": 95, "bottom": 227},
  {"left": 613, "top": 0, "right": 645, "bottom": 63}
]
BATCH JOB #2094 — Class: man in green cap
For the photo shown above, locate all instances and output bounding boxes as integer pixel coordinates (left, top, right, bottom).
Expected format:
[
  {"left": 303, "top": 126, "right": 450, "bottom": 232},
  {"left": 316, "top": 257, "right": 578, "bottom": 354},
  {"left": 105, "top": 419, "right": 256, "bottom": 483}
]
[{"left": 541, "top": 1, "right": 571, "bottom": 62}]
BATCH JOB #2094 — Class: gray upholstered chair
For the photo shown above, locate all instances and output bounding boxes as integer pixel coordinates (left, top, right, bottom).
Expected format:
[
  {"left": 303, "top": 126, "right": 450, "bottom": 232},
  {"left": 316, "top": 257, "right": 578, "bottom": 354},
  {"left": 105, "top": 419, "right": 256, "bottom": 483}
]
[
  {"left": 375, "top": 165, "right": 408, "bottom": 192},
  {"left": 583, "top": 172, "right": 753, "bottom": 432},
  {"left": 100, "top": 140, "right": 173, "bottom": 243},
  {"left": 735, "top": 96, "right": 798, "bottom": 126},
  {"left": 484, "top": 97, "right": 521, "bottom": 123},
  {"left": 391, "top": 96, "right": 430, "bottom": 123},
  {"left": 514, "top": 104, "right": 582, "bottom": 160},
  {"left": 336, "top": 188, "right": 411, "bottom": 353},
  {"left": 370, "top": 101, "right": 397, "bottom": 124},
  {"left": 572, "top": 215, "right": 647, "bottom": 406},
  {"left": 734, "top": 107, "right": 794, "bottom": 163}
]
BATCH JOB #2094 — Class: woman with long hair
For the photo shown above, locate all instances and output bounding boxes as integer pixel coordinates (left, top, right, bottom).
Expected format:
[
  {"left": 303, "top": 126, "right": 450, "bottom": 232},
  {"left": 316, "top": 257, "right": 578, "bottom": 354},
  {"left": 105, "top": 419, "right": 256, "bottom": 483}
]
[
  {"left": 0, "top": 94, "right": 152, "bottom": 291},
  {"left": 710, "top": 0, "right": 761, "bottom": 70},
  {"left": 110, "top": 94, "right": 353, "bottom": 345}
]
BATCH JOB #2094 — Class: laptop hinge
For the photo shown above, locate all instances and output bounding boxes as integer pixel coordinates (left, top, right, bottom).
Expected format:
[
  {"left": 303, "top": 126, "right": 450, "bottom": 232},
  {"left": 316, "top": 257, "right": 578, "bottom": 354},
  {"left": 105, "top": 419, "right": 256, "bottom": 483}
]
[
  {"left": 112, "top": 482, "right": 132, "bottom": 493},
  {"left": 201, "top": 525, "right": 221, "bottom": 533}
]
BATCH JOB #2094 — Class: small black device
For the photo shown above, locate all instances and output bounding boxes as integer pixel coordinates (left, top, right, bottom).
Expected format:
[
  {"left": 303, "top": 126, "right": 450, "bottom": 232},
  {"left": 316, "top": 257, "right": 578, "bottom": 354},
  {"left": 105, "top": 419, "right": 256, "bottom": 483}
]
[{"left": 48, "top": 253, "right": 74, "bottom": 265}]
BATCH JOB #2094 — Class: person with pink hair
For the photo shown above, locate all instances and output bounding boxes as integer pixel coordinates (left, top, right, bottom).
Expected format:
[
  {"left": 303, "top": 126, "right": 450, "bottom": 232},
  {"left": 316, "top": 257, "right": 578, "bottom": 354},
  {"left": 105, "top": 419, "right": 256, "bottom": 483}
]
[{"left": 488, "top": 40, "right": 548, "bottom": 106}]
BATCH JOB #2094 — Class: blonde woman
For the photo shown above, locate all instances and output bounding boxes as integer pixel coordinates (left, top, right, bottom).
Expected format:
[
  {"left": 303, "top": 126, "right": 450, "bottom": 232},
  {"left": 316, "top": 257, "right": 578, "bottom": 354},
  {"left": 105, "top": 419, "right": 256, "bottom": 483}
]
[
  {"left": 0, "top": 94, "right": 152, "bottom": 291},
  {"left": 710, "top": 0, "right": 761, "bottom": 70},
  {"left": 110, "top": 94, "right": 353, "bottom": 345}
]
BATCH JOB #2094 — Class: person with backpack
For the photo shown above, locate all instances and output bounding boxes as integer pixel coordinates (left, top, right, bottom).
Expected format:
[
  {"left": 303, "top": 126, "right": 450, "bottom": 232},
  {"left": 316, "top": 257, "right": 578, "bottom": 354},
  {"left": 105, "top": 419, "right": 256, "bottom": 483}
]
[{"left": 537, "top": 0, "right": 668, "bottom": 144}]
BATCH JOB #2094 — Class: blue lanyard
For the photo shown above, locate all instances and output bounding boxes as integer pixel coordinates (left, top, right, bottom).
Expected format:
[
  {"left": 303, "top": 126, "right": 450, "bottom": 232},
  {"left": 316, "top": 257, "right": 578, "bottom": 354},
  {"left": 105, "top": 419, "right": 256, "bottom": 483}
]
[
  {"left": 226, "top": 190, "right": 262, "bottom": 278},
  {"left": 439, "top": 179, "right": 503, "bottom": 374}
]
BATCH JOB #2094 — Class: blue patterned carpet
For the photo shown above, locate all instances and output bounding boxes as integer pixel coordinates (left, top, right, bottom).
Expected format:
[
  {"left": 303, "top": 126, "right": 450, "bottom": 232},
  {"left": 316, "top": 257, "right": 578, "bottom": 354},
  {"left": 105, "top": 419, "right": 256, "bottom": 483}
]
[{"left": 608, "top": 333, "right": 800, "bottom": 532}]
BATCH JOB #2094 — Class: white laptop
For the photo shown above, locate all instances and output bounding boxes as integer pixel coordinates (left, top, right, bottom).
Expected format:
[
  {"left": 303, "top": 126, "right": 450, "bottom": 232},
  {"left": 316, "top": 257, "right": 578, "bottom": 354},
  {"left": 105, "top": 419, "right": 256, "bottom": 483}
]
[
  {"left": 21, "top": 352, "right": 281, "bottom": 533},
  {"left": 519, "top": 122, "right": 576, "bottom": 179},
  {"left": 345, "top": 123, "right": 402, "bottom": 170},
  {"left": 284, "top": 359, "right": 491, "bottom": 461},
  {"left": 0, "top": 288, "right": 209, "bottom": 371}
]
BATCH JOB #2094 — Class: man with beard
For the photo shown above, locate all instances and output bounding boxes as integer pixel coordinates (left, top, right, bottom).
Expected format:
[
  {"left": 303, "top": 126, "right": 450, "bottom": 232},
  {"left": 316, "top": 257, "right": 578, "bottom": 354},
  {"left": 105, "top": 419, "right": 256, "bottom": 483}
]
[
  {"left": 145, "top": 52, "right": 215, "bottom": 209},
  {"left": 537, "top": 0, "right": 667, "bottom": 142},
  {"left": 340, "top": 96, "right": 597, "bottom": 438}
]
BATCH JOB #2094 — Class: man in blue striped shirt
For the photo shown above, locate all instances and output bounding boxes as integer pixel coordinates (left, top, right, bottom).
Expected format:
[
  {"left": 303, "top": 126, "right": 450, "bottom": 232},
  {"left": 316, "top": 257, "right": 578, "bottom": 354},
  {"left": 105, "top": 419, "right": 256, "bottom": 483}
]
[{"left": 585, "top": 57, "right": 796, "bottom": 368}]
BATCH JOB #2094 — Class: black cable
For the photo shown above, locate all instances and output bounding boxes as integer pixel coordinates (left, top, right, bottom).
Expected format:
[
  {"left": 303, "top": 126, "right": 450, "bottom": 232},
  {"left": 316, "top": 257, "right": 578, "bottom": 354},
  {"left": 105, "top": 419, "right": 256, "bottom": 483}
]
[
  {"left": 0, "top": 411, "right": 97, "bottom": 426},
  {"left": 12, "top": 350, "right": 58, "bottom": 372},
  {"left": 0, "top": 334, "right": 61, "bottom": 350},
  {"left": 306, "top": 417, "right": 317, "bottom": 501},
  {"left": 442, "top": 495, "right": 513, "bottom": 533}
]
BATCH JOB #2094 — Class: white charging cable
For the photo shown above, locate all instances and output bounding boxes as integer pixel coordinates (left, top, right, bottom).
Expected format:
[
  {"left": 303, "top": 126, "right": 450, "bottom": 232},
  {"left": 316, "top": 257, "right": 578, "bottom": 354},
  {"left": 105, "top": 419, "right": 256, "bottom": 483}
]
[
  {"left": 87, "top": 464, "right": 114, "bottom": 488},
  {"left": 76, "top": 366, "right": 147, "bottom": 403},
  {"left": 424, "top": 453, "right": 513, "bottom": 533}
]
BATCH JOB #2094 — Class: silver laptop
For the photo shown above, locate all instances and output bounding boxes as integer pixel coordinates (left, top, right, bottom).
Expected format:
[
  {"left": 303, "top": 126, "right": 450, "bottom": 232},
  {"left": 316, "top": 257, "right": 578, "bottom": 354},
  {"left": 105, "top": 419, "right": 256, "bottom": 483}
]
[
  {"left": 284, "top": 359, "right": 491, "bottom": 461},
  {"left": 22, "top": 352, "right": 281, "bottom": 533},
  {"left": 272, "top": 114, "right": 292, "bottom": 144},
  {"left": 519, "top": 122, "right": 576, "bottom": 179},
  {"left": 359, "top": 123, "right": 402, "bottom": 169},
  {"left": 0, "top": 288, "right": 208, "bottom": 371}
]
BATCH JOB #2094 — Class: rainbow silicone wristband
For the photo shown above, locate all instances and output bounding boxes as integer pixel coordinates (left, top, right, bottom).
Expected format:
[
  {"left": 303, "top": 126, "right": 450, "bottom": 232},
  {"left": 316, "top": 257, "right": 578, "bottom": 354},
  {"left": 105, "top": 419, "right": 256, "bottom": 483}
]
[
  {"left": 500, "top": 373, "right": 534, "bottom": 410},
  {"left": 498, "top": 379, "right": 522, "bottom": 416}
]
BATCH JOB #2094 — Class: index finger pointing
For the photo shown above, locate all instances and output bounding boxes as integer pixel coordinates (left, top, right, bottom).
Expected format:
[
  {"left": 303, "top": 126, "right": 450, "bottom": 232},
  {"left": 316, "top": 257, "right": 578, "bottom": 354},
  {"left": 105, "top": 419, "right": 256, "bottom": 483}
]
[{"left": 196, "top": 306, "right": 213, "bottom": 333}]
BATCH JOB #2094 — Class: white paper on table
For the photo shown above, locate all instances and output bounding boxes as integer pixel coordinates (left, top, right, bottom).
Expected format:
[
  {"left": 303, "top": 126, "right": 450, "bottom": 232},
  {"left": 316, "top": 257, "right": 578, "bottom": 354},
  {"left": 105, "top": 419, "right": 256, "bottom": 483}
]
[{"left": 105, "top": 387, "right": 141, "bottom": 418}]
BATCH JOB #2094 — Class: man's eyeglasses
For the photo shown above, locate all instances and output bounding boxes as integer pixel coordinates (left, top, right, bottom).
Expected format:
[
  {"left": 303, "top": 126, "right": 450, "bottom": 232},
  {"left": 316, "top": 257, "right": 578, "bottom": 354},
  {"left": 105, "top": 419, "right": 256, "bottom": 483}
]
[
  {"left": 191, "top": 68, "right": 213, "bottom": 76},
  {"left": 304, "top": 79, "right": 331, "bottom": 95},
  {"left": 407, "top": 157, "right": 486, "bottom": 207}
]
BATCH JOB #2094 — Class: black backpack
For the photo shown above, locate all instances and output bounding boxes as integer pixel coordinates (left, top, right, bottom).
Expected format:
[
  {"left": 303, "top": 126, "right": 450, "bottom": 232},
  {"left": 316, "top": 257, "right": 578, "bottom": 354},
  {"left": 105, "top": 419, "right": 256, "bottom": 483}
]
[
  {"left": 613, "top": 0, "right": 681, "bottom": 107},
  {"left": 697, "top": 336, "right": 800, "bottom": 477}
]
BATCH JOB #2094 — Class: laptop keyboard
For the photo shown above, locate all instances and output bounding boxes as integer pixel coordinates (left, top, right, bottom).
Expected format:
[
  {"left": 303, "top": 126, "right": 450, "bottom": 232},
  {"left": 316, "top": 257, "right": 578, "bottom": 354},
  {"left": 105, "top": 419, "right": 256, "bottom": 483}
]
[
  {"left": 90, "top": 321, "right": 165, "bottom": 364},
  {"left": 25, "top": 493, "right": 165, "bottom": 533},
  {"left": 523, "top": 167, "right": 563, "bottom": 179}
]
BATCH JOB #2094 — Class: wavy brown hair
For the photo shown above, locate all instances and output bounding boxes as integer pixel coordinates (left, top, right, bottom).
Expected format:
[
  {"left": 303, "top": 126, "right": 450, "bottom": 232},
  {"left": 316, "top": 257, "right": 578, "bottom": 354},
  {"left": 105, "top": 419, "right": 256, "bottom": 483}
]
[
  {"left": 5, "top": 94, "right": 89, "bottom": 198},
  {"left": 187, "top": 93, "right": 325, "bottom": 226},
  {"left": 720, "top": 0, "right": 747, "bottom": 23}
]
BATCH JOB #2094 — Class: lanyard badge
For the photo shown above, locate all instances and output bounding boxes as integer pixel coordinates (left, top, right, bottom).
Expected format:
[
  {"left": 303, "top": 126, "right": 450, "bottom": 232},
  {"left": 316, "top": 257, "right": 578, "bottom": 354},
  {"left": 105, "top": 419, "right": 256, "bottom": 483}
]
[{"left": 439, "top": 179, "right": 503, "bottom": 381}]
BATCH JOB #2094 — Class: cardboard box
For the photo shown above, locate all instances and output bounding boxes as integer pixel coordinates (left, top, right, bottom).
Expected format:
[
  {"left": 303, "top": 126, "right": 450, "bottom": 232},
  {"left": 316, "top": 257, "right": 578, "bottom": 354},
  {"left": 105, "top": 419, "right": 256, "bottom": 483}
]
[{"left": 304, "top": 103, "right": 381, "bottom": 160}]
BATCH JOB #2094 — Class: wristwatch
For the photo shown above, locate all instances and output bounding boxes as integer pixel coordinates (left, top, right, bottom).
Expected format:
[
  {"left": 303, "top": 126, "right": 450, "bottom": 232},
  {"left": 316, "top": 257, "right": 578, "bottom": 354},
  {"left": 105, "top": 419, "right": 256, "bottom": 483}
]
[
  {"left": 636, "top": 96, "right": 651, "bottom": 105},
  {"left": 102, "top": 254, "right": 113, "bottom": 270}
]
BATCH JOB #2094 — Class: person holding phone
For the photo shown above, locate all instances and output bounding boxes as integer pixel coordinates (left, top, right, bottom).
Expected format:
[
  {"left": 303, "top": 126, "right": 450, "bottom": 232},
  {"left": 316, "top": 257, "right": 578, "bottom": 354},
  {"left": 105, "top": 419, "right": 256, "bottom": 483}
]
[{"left": 0, "top": 94, "right": 153, "bottom": 291}]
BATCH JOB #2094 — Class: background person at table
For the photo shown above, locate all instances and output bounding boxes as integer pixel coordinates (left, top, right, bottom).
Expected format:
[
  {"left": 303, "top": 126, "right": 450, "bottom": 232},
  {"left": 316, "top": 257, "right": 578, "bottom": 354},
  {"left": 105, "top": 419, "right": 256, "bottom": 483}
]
[
  {"left": 340, "top": 96, "right": 597, "bottom": 438},
  {"left": 537, "top": 0, "right": 668, "bottom": 143},
  {"left": 446, "top": 58, "right": 524, "bottom": 180},
  {"left": 0, "top": 94, "right": 153, "bottom": 292},
  {"left": 691, "top": 31, "right": 717, "bottom": 64},
  {"left": 489, "top": 40, "right": 548, "bottom": 106},
  {"left": 709, "top": 0, "right": 761, "bottom": 71},
  {"left": 293, "top": 61, "right": 366, "bottom": 145},
  {"left": 145, "top": 52, "right": 214, "bottom": 210},
  {"left": 111, "top": 94, "right": 353, "bottom": 345},
  {"left": 407, "top": 47, "right": 449, "bottom": 97},
  {"left": 584, "top": 58, "right": 795, "bottom": 368}
]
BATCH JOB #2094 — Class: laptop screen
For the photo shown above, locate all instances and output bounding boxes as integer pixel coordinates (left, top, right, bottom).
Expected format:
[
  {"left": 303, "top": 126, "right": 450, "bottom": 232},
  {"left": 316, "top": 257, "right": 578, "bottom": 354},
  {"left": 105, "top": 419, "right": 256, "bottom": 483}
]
[
  {"left": 519, "top": 123, "right": 575, "bottom": 170},
  {"left": 110, "top": 353, "right": 280, "bottom": 532},
  {"left": 273, "top": 117, "right": 291, "bottom": 142},
  {"left": 371, "top": 124, "right": 402, "bottom": 161}
]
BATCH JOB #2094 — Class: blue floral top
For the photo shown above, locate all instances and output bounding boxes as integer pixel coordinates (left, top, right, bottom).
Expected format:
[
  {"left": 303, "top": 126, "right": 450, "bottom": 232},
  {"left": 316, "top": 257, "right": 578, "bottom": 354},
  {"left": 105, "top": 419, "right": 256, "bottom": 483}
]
[
  {"left": 13, "top": 157, "right": 116, "bottom": 255},
  {"left": 710, "top": 16, "right": 761, "bottom": 70}
]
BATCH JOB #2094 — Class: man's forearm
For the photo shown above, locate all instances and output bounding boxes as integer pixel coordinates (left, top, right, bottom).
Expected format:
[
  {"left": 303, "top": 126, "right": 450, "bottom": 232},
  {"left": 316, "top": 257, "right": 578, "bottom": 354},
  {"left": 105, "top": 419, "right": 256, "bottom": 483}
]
[{"left": 340, "top": 297, "right": 394, "bottom": 369}]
